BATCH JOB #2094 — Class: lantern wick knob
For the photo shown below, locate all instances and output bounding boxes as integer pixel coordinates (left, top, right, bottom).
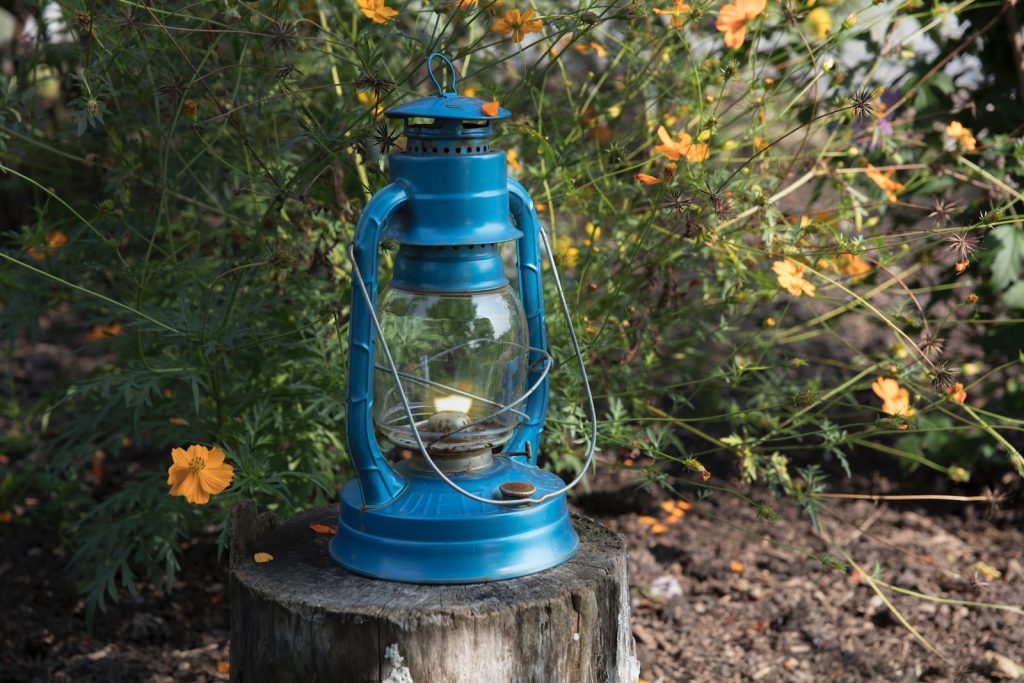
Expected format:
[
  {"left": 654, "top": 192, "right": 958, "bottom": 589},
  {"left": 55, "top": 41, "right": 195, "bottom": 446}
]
[{"left": 426, "top": 52, "right": 459, "bottom": 98}]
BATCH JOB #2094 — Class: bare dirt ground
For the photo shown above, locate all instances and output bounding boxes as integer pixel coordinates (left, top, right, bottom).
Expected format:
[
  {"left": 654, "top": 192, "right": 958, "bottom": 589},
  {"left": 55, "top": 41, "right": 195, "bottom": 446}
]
[
  {"left": 578, "top": 465, "right": 1024, "bottom": 682},
  {"left": 1, "top": 461, "right": 1021, "bottom": 682}
]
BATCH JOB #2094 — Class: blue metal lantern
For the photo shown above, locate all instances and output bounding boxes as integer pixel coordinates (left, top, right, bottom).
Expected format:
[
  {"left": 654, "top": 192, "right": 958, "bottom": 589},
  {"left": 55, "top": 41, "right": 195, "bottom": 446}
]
[{"left": 330, "top": 54, "right": 596, "bottom": 583}]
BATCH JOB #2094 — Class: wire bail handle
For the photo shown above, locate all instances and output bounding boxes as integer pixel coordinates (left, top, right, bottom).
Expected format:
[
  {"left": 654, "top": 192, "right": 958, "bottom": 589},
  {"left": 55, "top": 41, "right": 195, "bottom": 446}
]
[{"left": 426, "top": 52, "right": 459, "bottom": 97}]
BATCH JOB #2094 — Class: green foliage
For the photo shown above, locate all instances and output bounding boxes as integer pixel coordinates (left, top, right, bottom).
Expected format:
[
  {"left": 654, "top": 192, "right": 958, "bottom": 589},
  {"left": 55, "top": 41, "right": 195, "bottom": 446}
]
[{"left": 0, "top": 0, "right": 1021, "bottom": 616}]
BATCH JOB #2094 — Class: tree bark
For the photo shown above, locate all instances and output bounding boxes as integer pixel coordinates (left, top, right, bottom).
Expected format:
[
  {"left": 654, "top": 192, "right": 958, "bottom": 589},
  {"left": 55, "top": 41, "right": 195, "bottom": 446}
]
[{"left": 230, "top": 504, "right": 638, "bottom": 683}]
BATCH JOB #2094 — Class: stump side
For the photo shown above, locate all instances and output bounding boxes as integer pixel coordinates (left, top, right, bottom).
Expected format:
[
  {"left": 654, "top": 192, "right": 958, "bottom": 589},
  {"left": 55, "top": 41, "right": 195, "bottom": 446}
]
[{"left": 230, "top": 505, "right": 639, "bottom": 683}]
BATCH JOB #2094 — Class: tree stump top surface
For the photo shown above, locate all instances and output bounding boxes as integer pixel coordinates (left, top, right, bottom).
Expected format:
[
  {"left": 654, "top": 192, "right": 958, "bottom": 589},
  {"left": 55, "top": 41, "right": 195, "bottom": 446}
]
[{"left": 233, "top": 505, "right": 625, "bottom": 618}]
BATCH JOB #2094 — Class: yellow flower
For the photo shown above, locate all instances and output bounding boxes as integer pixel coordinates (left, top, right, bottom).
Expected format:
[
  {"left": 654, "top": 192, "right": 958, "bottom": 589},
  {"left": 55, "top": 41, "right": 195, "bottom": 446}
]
[
  {"left": 863, "top": 163, "right": 905, "bottom": 203},
  {"left": 357, "top": 0, "right": 398, "bottom": 24},
  {"left": 716, "top": 0, "right": 767, "bottom": 49},
  {"left": 772, "top": 259, "right": 816, "bottom": 297},
  {"left": 492, "top": 8, "right": 544, "bottom": 43},
  {"left": 944, "top": 120, "right": 977, "bottom": 152},
  {"left": 554, "top": 235, "right": 579, "bottom": 268},
  {"left": 652, "top": 0, "right": 691, "bottom": 29},
  {"left": 506, "top": 148, "right": 522, "bottom": 172},
  {"left": 584, "top": 222, "right": 601, "bottom": 247},
  {"left": 871, "top": 377, "right": 914, "bottom": 417},
  {"left": 356, "top": 90, "right": 384, "bottom": 118},
  {"left": 807, "top": 7, "right": 831, "bottom": 38},
  {"left": 26, "top": 229, "right": 68, "bottom": 261},
  {"left": 654, "top": 125, "right": 709, "bottom": 162},
  {"left": 167, "top": 444, "right": 234, "bottom": 505},
  {"left": 834, "top": 253, "right": 871, "bottom": 282}
]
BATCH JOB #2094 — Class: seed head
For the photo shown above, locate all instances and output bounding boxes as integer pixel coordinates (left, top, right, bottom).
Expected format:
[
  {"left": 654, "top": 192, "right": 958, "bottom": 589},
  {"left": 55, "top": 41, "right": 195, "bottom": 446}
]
[
  {"left": 371, "top": 122, "right": 403, "bottom": 154},
  {"left": 268, "top": 22, "right": 298, "bottom": 51},
  {"left": 850, "top": 89, "right": 876, "bottom": 120},
  {"left": 944, "top": 230, "right": 979, "bottom": 263},
  {"left": 930, "top": 361, "right": 959, "bottom": 392},
  {"left": 356, "top": 73, "right": 395, "bottom": 101},
  {"left": 928, "top": 196, "right": 960, "bottom": 227},
  {"left": 276, "top": 62, "right": 302, "bottom": 80},
  {"left": 158, "top": 75, "right": 187, "bottom": 105}
]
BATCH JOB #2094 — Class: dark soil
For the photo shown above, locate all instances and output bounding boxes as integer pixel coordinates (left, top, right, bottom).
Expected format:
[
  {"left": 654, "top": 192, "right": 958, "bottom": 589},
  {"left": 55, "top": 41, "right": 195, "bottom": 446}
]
[
  {"left": 1, "top": 464, "right": 1022, "bottom": 682},
  {"left": 577, "top": 466, "right": 1024, "bottom": 682}
]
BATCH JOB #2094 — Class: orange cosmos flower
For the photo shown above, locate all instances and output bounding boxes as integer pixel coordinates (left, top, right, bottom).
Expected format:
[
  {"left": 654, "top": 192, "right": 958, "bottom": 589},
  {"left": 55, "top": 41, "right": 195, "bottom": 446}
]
[
  {"left": 167, "top": 444, "right": 234, "bottom": 505},
  {"left": 772, "top": 259, "right": 816, "bottom": 297},
  {"left": 716, "top": 0, "right": 767, "bottom": 49},
  {"left": 944, "top": 120, "right": 977, "bottom": 152},
  {"left": 654, "top": 125, "right": 709, "bottom": 162},
  {"left": 871, "top": 377, "right": 915, "bottom": 417},
  {"left": 481, "top": 100, "right": 500, "bottom": 117},
  {"left": 863, "top": 163, "right": 905, "bottom": 203},
  {"left": 834, "top": 253, "right": 871, "bottom": 282},
  {"left": 653, "top": 0, "right": 691, "bottom": 29},
  {"left": 357, "top": 0, "right": 398, "bottom": 24},
  {"left": 573, "top": 41, "right": 608, "bottom": 57},
  {"left": 506, "top": 149, "right": 522, "bottom": 172},
  {"left": 634, "top": 172, "right": 662, "bottom": 185},
  {"left": 86, "top": 322, "right": 123, "bottom": 342},
  {"left": 26, "top": 229, "right": 69, "bottom": 260},
  {"left": 954, "top": 259, "right": 970, "bottom": 275},
  {"left": 492, "top": 8, "right": 544, "bottom": 43},
  {"left": 947, "top": 382, "right": 967, "bottom": 404}
]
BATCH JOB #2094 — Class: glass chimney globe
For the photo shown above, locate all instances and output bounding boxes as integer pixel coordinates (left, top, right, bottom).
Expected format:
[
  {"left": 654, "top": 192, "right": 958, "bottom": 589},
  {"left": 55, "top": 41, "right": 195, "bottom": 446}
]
[{"left": 373, "top": 281, "right": 529, "bottom": 468}]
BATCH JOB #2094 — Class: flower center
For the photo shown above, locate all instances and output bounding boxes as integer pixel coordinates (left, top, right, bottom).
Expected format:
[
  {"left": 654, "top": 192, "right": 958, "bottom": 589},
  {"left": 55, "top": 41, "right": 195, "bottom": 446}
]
[{"left": 188, "top": 456, "right": 206, "bottom": 473}]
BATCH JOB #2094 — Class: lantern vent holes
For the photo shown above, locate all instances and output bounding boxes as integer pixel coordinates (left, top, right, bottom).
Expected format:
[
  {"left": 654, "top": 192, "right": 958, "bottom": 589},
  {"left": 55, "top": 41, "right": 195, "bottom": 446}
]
[
  {"left": 404, "top": 142, "right": 489, "bottom": 156},
  {"left": 432, "top": 242, "right": 497, "bottom": 251}
]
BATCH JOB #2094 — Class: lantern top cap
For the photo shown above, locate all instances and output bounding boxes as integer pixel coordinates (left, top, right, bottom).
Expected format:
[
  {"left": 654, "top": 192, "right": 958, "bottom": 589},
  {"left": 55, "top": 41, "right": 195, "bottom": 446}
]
[{"left": 385, "top": 53, "right": 511, "bottom": 122}]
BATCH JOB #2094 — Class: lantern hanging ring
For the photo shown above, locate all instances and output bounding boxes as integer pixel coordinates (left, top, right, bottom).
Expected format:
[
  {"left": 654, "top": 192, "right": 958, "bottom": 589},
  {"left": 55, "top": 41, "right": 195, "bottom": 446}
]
[
  {"left": 348, "top": 224, "right": 597, "bottom": 509},
  {"left": 426, "top": 52, "right": 459, "bottom": 97}
]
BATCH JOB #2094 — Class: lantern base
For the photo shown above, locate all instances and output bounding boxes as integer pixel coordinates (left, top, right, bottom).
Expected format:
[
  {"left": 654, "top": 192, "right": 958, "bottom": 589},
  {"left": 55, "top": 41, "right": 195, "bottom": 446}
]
[{"left": 330, "top": 458, "right": 578, "bottom": 583}]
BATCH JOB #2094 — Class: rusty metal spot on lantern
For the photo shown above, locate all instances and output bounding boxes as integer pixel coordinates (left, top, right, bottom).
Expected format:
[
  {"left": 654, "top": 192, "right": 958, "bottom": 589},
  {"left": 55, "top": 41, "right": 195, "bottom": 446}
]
[{"left": 499, "top": 481, "right": 537, "bottom": 500}]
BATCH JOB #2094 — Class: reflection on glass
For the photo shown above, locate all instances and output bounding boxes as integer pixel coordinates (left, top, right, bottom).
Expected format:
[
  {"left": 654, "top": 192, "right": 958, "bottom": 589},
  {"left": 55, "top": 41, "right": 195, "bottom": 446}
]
[{"left": 373, "top": 284, "right": 529, "bottom": 458}]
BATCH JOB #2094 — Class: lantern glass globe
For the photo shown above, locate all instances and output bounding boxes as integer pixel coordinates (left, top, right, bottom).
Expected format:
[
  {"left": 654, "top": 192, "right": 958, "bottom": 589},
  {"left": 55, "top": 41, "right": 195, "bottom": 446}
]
[{"left": 373, "top": 283, "right": 529, "bottom": 459}]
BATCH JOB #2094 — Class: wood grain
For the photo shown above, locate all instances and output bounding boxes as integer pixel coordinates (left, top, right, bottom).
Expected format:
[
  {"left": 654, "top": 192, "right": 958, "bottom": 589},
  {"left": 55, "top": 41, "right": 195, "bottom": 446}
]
[{"left": 230, "top": 504, "right": 638, "bottom": 683}]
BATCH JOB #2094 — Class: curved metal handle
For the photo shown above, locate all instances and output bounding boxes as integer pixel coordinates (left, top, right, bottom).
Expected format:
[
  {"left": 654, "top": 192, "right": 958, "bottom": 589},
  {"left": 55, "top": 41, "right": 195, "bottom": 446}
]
[
  {"left": 426, "top": 52, "right": 458, "bottom": 97},
  {"left": 347, "top": 182, "right": 410, "bottom": 508},
  {"left": 503, "top": 179, "right": 548, "bottom": 464}
]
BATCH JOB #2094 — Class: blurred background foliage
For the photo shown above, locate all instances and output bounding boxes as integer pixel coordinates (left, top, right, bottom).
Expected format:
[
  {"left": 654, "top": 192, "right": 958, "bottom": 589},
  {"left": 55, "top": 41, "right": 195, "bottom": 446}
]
[{"left": 0, "top": 0, "right": 1022, "bottom": 615}]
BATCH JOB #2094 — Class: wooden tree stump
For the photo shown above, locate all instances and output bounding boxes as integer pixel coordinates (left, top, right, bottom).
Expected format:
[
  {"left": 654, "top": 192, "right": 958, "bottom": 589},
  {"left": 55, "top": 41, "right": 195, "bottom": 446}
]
[{"left": 230, "top": 502, "right": 639, "bottom": 683}]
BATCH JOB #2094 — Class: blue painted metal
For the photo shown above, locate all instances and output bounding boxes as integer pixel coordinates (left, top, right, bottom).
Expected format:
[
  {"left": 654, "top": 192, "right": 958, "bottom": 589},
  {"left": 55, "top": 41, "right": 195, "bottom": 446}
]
[
  {"left": 385, "top": 153, "right": 522, "bottom": 247},
  {"left": 504, "top": 178, "right": 549, "bottom": 464},
  {"left": 345, "top": 182, "right": 410, "bottom": 508},
  {"left": 330, "top": 460, "right": 577, "bottom": 582},
  {"left": 390, "top": 244, "right": 508, "bottom": 293},
  {"left": 385, "top": 95, "right": 511, "bottom": 121},
  {"left": 332, "top": 53, "right": 576, "bottom": 582}
]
